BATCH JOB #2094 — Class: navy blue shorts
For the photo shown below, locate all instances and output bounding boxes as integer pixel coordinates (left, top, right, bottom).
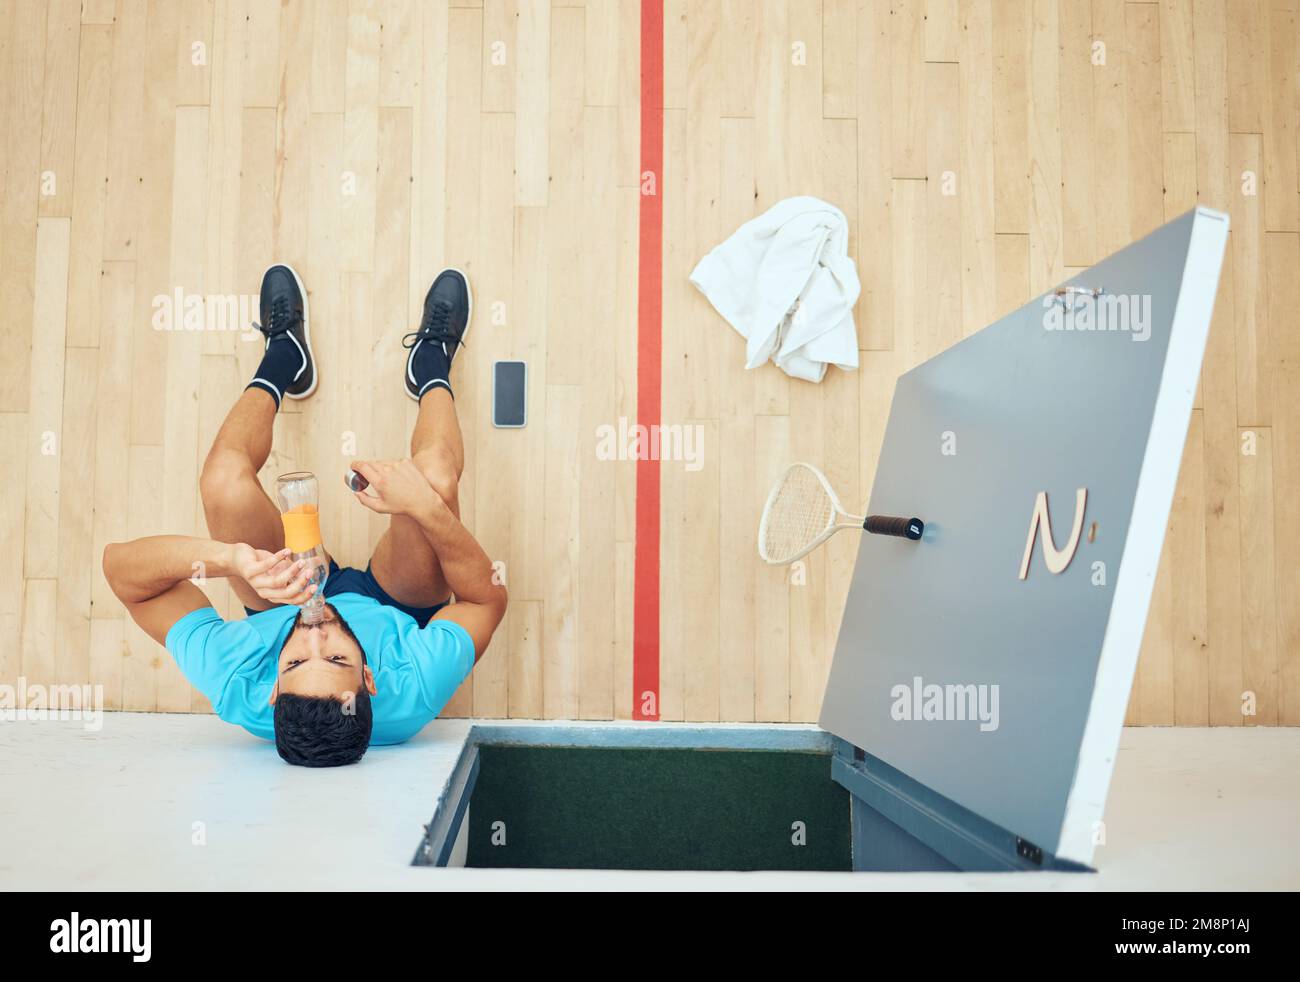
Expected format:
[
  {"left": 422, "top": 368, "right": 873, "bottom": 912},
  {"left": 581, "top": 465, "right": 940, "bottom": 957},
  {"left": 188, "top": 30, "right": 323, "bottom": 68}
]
[{"left": 244, "top": 560, "right": 448, "bottom": 628}]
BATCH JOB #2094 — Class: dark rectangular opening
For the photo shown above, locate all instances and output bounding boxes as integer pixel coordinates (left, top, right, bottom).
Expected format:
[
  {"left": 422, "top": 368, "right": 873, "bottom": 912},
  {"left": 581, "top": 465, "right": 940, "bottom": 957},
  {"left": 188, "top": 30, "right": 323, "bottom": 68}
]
[{"left": 463, "top": 746, "right": 851, "bottom": 872}]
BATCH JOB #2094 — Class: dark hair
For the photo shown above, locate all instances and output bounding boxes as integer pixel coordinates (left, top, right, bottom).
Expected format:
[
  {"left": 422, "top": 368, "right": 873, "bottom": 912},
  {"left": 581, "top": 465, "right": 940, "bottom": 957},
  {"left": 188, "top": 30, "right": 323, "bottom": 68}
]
[
  {"left": 273, "top": 605, "right": 372, "bottom": 767},
  {"left": 274, "top": 688, "right": 373, "bottom": 767}
]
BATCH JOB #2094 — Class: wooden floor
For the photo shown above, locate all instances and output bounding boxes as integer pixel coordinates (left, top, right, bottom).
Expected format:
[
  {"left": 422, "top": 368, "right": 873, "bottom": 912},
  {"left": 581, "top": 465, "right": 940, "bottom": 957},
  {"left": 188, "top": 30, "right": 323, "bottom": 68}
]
[{"left": 1, "top": 0, "right": 1297, "bottom": 725}]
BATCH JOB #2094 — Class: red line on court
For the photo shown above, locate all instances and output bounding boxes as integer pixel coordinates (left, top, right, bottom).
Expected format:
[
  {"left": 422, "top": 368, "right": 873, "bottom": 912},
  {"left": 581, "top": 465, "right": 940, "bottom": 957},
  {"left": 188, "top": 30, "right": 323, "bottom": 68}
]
[{"left": 633, "top": 0, "right": 664, "bottom": 720}]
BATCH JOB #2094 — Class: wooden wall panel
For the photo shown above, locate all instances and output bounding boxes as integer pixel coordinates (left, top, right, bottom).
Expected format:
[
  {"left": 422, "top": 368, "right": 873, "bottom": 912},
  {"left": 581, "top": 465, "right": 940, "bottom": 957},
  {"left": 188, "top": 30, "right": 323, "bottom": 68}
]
[{"left": 2, "top": 0, "right": 1295, "bottom": 729}]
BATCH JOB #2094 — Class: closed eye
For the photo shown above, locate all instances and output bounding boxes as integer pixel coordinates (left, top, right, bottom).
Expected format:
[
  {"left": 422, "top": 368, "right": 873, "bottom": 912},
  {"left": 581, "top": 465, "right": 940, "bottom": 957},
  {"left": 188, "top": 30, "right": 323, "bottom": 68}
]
[{"left": 282, "top": 657, "right": 352, "bottom": 673}]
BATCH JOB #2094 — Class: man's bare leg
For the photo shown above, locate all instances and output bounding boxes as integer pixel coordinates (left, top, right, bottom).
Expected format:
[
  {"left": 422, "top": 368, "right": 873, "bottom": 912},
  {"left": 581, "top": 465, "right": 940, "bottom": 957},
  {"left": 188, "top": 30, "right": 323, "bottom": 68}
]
[
  {"left": 195, "top": 263, "right": 315, "bottom": 612},
  {"left": 199, "top": 387, "right": 288, "bottom": 611},
  {"left": 369, "top": 387, "right": 464, "bottom": 608}
]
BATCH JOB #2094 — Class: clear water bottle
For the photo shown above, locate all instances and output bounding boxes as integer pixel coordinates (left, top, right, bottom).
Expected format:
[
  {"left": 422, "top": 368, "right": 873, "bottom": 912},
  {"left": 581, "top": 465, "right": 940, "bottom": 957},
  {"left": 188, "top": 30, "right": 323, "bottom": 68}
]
[{"left": 275, "top": 471, "right": 330, "bottom": 625}]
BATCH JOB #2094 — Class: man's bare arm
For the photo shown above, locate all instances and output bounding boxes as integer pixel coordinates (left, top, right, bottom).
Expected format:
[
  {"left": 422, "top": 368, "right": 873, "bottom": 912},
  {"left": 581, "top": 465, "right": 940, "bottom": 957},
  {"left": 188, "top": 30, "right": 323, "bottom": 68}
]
[
  {"left": 102, "top": 537, "right": 308, "bottom": 645},
  {"left": 102, "top": 537, "right": 235, "bottom": 644},
  {"left": 103, "top": 537, "right": 239, "bottom": 604},
  {"left": 409, "top": 497, "right": 507, "bottom": 657},
  {"left": 350, "top": 459, "right": 507, "bottom": 657}
]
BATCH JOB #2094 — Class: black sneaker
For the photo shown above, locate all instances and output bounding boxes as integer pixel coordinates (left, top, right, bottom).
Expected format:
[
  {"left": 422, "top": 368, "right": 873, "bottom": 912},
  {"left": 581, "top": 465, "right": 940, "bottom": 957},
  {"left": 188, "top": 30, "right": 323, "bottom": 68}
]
[
  {"left": 403, "top": 268, "right": 472, "bottom": 401},
  {"left": 253, "top": 264, "right": 316, "bottom": 400}
]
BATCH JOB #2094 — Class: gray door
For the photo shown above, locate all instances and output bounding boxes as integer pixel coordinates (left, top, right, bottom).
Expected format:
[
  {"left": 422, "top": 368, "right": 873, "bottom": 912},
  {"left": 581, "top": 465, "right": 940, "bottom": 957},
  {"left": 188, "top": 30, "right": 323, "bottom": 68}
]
[{"left": 819, "top": 208, "right": 1229, "bottom": 861}]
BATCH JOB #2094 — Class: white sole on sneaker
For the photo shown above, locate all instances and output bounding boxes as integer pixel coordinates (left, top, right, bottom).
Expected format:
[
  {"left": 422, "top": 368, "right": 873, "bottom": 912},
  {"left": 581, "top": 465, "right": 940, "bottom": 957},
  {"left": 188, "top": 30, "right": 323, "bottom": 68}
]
[
  {"left": 407, "top": 267, "right": 473, "bottom": 401},
  {"left": 280, "top": 262, "right": 317, "bottom": 400}
]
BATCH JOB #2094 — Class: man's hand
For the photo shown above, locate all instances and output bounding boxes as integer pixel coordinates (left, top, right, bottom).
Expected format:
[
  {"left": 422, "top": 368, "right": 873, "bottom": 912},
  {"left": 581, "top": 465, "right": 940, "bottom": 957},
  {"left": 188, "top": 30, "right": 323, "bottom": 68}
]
[
  {"left": 231, "top": 544, "right": 319, "bottom": 606},
  {"left": 349, "top": 459, "right": 443, "bottom": 519}
]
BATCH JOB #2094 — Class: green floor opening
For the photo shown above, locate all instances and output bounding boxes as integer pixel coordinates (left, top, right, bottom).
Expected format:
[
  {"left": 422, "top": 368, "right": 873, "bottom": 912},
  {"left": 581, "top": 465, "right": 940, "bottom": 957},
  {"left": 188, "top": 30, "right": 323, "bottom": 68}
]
[{"left": 463, "top": 746, "right": 851, "bottom": 872}]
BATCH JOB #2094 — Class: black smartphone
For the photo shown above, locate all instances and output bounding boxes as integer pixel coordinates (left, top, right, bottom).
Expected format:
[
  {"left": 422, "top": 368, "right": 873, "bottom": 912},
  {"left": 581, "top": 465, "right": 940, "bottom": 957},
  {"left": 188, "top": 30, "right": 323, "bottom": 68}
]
[{"left": 492, "top": 360, "right": 527, "bottom": 428}]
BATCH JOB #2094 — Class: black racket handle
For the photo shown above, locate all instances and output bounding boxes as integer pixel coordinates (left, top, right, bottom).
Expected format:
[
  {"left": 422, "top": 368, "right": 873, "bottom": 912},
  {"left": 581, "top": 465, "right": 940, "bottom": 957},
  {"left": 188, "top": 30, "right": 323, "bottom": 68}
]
[{"left": 863, "top": 515, "right": 924, "bottom": 540}]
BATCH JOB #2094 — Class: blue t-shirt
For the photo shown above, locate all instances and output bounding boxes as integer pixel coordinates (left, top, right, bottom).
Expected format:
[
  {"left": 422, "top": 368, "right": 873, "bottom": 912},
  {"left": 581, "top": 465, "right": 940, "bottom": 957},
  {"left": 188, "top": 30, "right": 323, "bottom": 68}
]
[{"left": 165, "top": 593, "right": 475, "bottom": 745}]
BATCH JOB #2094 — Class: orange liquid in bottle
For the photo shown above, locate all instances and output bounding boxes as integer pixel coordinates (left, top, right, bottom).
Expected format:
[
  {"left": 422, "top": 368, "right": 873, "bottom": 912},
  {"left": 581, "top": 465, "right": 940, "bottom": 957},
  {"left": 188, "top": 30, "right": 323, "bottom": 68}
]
[{"left": 280, "top": 504, "right": 323, "bottom": 553}]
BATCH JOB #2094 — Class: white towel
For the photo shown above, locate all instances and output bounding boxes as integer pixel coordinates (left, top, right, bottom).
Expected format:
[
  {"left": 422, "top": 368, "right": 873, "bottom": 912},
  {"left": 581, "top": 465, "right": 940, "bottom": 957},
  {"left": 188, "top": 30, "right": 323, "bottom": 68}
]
[{"left": 689, "top": 195, "right": 860, "bottom": 383}]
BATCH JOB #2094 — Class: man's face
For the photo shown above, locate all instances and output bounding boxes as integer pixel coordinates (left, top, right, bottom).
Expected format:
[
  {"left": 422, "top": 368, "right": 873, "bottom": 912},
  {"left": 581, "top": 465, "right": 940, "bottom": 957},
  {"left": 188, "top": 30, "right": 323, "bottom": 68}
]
[{"left": 269, "top": 605, "right": 376, "bottom": 704}]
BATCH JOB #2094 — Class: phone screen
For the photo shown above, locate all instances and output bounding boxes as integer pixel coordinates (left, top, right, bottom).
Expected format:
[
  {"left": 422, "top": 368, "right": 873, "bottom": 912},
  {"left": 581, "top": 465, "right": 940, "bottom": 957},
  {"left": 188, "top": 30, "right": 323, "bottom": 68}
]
[{"left": 493, "top": 361, "right": 527, "bottom": 427}]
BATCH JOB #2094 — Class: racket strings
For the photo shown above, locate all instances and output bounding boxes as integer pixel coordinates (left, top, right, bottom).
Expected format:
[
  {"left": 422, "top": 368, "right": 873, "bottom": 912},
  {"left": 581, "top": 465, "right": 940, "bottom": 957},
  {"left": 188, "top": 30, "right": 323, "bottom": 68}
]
[{"left": 761, "top": 466, "right": 837, "bottom": 564}]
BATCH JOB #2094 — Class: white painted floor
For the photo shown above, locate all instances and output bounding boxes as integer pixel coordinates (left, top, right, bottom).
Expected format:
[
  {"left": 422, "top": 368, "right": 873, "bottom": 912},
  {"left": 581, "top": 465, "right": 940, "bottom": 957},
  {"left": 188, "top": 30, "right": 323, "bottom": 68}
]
[{"left": 1, "top": 714, "right": 1296, "bottom": 890}]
